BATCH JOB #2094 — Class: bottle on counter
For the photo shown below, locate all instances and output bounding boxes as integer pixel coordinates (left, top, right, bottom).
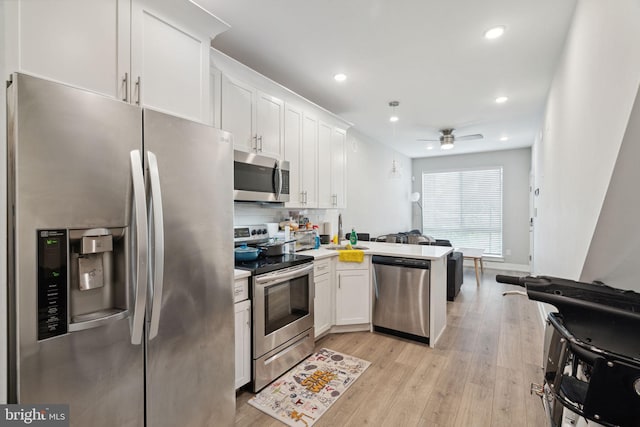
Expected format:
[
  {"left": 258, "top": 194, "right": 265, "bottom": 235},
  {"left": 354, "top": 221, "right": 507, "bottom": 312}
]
[
  {"left": 350, "top": 228, "right": 358, "bottom": 245},
  {"left": 313, "top": 225, "right": 320, "bottom": 249}
]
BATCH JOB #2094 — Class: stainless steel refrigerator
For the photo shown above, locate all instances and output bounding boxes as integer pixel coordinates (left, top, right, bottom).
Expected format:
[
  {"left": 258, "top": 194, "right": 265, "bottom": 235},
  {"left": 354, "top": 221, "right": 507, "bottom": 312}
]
[{"left": 6, "top": 73, "right": 235, "bottom": 426}]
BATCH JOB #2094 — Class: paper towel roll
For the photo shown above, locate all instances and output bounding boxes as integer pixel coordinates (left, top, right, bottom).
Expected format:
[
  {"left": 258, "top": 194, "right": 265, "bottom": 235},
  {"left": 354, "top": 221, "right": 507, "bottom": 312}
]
[
  {"left": 322, "top": 222, "right": 333, "bottom": 237},
  {"left": 265, "top": 223, "right": 279, "bottom": 237}
]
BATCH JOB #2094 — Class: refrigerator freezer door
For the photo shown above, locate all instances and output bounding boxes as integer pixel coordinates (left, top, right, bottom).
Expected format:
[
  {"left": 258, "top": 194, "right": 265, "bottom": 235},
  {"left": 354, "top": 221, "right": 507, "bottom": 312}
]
[
  {"left": 143, "top": 109, "right": 235, "bottom": 426},
  {"left": 7, "top": 74, "right": 144, "bottom": 426}
]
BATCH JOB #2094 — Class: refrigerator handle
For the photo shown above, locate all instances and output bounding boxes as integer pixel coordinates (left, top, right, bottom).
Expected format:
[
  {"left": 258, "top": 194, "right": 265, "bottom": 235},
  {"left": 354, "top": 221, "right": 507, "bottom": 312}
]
[
  {"left": 130, "top": 150, "right": 148, "bottom": 345},
  {"left": 147, "top": 151, "right": 165, "bottom": 340}
]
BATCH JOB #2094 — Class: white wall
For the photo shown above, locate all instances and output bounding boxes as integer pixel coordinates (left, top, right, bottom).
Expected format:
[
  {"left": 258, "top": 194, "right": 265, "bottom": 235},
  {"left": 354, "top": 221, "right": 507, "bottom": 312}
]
[
  {"left": 341, "top": 129, "right": 412, "bottom": 239},
  {"left": 412, "top": 148, "right": 531, "bottom": 266},
  {"left": 581, "top": 86, "right": 640, "bottom": 291},
  {"left": 532, "top": 0, "right": 640, "bottom": 281}
]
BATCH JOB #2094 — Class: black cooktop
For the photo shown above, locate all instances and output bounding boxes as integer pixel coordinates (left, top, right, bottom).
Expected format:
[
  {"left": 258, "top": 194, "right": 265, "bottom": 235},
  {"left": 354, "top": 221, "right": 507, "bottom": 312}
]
[{"left": 235, "top": 253, "right": 314, "bottom": 275}]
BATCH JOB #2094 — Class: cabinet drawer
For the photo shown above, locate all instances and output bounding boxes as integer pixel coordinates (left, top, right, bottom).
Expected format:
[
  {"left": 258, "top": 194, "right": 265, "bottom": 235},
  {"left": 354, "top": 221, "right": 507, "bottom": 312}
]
[
  {"left": 335, "top": 255, "right": 370, "bottom": 271},
  {"left": 314, "top": 259, "right": 331, "bottom": 277},
  {"left": 234, "top": 277, "right": 249, "bottom": 303}
]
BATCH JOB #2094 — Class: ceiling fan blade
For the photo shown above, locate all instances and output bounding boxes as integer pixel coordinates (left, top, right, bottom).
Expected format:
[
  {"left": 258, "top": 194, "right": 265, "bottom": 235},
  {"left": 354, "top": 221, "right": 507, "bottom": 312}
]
[
  {"left": 416, "top": 138, "right": 440, "bottom": 142},
  {"left": 455, "top": 134, "right": 483, "bottom": 141}
]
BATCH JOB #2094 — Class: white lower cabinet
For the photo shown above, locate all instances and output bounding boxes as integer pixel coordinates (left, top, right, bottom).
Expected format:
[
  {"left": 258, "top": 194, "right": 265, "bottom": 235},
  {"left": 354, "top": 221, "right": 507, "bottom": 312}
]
[
  {"left": 335, "top": 258, "right": 371, "bottom": 325},
  {"left": 313, "top": 259, "right": 333, "bottom": 338},
  {"left": 234, "top": 299, "right": 251, "bottom": 389}
]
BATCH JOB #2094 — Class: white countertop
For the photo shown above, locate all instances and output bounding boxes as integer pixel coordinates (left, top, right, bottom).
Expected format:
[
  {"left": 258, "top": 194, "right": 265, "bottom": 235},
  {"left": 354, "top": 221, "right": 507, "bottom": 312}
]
[
  {"left": 298, "top": 241, "right": 452, "bottom": 260},
  {"left": 234, "top": 269, "right": 251, "bottom": 280}
]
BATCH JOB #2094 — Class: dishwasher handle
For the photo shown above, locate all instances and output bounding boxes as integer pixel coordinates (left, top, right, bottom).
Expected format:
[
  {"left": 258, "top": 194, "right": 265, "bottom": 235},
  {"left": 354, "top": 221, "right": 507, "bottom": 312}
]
[{"left": 371, "top": 255, "right": 430, "bottom": 269}]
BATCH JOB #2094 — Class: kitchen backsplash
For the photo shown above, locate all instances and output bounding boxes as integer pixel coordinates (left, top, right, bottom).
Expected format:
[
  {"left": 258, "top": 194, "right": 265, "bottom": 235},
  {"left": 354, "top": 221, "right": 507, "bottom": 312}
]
[{"left": 234, "top": 203, "right": 339, "bottom": 234}]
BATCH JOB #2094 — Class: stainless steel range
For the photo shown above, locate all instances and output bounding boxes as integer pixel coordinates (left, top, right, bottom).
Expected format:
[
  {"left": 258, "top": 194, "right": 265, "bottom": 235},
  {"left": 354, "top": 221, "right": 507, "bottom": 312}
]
[{"left": 234, "top": 225, "right": 315, "bottom": 392}]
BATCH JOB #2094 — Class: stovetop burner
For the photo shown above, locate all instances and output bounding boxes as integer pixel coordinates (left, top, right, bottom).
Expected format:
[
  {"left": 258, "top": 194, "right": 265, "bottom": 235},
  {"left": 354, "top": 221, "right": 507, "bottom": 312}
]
[{"left": 234, "top": 253, "right": 314, "bottom": 275}]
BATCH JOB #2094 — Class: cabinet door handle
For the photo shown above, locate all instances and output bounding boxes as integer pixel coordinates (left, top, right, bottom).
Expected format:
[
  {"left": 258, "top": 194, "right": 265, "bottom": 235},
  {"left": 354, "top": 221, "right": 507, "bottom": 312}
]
[
  {"left": 257, "top": 135, "right": 263, "bottom": 152},
  {"left": 122, "top": 72, "right": 129, "bottom": 102},
  {"left": 338, "top": 276, "right": 341, "bottom": 289},
  {"left": 135, "top": 76, "right": 141, "bottom": 105},
  {"left": 252, "top": 135, "right": 258, "bottom": 151}
]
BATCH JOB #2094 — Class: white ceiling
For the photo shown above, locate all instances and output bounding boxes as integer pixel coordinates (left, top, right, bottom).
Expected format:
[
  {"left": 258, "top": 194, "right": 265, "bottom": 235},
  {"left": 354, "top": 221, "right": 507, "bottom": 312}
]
[{"left": 196, "top": 0, "right": 577, "bottom": 158}]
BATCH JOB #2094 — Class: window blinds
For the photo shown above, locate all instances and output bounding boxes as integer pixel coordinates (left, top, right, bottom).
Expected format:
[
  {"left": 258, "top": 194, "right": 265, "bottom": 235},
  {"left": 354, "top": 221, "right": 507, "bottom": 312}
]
[{"left": 422, "top": 168, "right": 503, "bottom": 256}]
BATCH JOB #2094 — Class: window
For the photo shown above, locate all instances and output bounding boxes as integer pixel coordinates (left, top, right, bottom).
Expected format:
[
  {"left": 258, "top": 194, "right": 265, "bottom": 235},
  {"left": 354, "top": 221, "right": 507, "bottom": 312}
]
[{"left": 422, "top": 167, "right": 503, "bottom": 256}]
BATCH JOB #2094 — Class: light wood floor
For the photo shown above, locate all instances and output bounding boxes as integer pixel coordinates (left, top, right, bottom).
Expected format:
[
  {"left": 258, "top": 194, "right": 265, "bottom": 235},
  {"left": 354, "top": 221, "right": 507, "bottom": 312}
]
[{"left": 235, "top": 269, "right": 547, "bottom": 426}]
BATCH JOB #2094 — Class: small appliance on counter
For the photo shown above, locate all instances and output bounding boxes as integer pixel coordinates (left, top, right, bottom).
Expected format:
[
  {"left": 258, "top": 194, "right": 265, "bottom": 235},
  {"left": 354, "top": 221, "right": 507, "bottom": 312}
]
[{"left": 293, "top": 229, "right": 317, "bottom": 252}]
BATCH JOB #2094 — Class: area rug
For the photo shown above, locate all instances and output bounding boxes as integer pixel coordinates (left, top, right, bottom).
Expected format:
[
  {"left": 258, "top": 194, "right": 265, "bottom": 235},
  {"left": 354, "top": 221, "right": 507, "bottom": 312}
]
[{"left": 248, "top": 348, "right": 371, "bottom": 426}]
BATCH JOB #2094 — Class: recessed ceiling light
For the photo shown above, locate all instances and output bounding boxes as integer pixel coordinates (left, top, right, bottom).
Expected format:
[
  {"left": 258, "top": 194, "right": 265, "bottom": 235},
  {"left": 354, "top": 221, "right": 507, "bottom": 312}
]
[
  {"left": 389, "top": 115, "right": 399, "bottom": 123},
  {"left": 484, "top": 26, "right": 505, "bottom": 40},
  {"left": 495, "top": 96, "right": 509, "bottom": 104},
  {"left": 334, "top": 73, "right": 347, "bottom": 82},
  {"left": 500, "top": 136, "right": 509, "bottom": 141}
]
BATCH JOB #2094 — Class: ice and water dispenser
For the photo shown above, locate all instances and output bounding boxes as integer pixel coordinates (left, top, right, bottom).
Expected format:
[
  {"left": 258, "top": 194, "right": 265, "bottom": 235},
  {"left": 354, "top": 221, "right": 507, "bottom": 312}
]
[{"left": 37, "top": 227, "right": 128, "bottom": 340}]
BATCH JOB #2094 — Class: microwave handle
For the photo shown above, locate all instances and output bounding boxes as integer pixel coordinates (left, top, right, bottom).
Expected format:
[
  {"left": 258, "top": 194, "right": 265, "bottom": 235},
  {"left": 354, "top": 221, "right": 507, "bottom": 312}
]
[{"left": 274, "top": 160, "right": 283, "bottom": 200}]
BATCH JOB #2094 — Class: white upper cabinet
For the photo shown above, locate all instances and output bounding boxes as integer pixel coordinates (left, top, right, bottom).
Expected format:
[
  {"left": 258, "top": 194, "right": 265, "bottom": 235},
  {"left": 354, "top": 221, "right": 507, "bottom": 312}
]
[
  {"left": 284, "top": 104, "right": 304, "bottom": 207},
  {"left": 301, "top": 113, "right": 319, "bottom": 207},
  {"left": 221, "top": 75, "right": 284, "bottom": 158},
  {"left": 285, "top": 112, "right": 346, "bottom": 209},
  {"left": 318, "top": 124, "right": 347, "bottom": 209},
  {"left": 331, "top": 128, "right": 347, "bottom": 208},
  {"left": 285, "top": 106, "right": 320, "bottom": 208},
  {"left": 317, "top": 121, "right": 333, "bottom": 208},
  {"left": 256, "top": 91, "right": 285, "bottom": 159},
  {"left": 9, "top": 0, "right": 228, "bottom": 124},
  {"left": 210, "top": 66, "right": 222, "bottom": 128},
  {"left": 221, "top": 75, "right": 256, "bottom": 152},
  {"left": 130, "top": 0, "right": 220, "bottom": 122},
  {"left": 11, "top": 0, "right": 129, "bottom": 100}
]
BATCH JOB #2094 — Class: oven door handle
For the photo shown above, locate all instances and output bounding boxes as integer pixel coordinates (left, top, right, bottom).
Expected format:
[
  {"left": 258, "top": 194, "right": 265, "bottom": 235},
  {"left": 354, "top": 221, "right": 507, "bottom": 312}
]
[{"left": 255, "top": 263, "right": 314, "bottom": 287}]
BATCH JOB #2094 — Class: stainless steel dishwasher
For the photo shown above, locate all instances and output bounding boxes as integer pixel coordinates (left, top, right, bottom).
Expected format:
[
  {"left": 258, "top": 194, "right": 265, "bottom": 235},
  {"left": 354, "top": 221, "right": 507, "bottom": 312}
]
[{"left": 372, "top": 255, "right": 430, "bottom": 343}]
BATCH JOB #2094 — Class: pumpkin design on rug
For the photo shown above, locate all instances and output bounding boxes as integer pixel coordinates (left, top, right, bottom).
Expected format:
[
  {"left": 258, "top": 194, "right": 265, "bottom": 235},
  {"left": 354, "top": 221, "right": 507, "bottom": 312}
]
[{"left": 248, "top": 348, "right": 371, "bottom": 426}]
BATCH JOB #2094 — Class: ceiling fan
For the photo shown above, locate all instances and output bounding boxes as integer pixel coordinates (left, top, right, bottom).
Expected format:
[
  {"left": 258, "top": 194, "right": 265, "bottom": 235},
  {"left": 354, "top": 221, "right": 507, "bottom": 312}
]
[{"left": 417, "top": 128, "right": 483, "bottom": 150}]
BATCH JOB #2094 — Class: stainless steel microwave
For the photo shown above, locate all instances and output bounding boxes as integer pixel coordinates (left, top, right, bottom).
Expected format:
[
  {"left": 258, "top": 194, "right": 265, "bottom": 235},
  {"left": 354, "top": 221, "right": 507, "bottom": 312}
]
[{"left": 233, "top": 150, "right": 290, "bottom": 202}]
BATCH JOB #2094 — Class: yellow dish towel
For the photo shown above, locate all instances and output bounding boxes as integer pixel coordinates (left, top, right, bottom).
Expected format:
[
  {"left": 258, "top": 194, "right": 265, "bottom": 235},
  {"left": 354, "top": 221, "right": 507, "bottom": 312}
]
[{"left": 338, "top": 249, "right": 365, "bottom": 263}]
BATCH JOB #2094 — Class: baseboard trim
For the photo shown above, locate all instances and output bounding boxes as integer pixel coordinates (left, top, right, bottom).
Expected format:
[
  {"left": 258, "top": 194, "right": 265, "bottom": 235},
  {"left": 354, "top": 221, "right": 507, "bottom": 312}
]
[{"left": 329, "top": 324, "right": 370, "bottom": 334}]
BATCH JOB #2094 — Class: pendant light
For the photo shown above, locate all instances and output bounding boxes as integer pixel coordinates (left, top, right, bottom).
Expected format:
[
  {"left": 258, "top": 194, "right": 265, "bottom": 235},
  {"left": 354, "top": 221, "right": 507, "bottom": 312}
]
[{"left": 388, "top": 101, "right": 402, "bottom": 179}]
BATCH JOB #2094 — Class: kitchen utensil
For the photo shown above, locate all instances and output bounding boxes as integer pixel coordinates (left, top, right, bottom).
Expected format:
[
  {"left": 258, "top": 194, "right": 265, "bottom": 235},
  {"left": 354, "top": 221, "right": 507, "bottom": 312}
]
[
  {"left": 234, "top": 244, "right": 261, "bottom": 261},
  {"left": 322, "top": 222, "right": 333, "bottom": 237},
  {"left": 257, "top": 241, "right": 287, "bottom": 256}
]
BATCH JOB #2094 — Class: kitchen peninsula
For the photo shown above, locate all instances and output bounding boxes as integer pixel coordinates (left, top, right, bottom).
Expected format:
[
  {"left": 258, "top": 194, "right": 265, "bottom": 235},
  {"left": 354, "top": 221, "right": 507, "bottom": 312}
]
[{"left": 299, "top": 241, "right": 452, "bottom": 347}]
